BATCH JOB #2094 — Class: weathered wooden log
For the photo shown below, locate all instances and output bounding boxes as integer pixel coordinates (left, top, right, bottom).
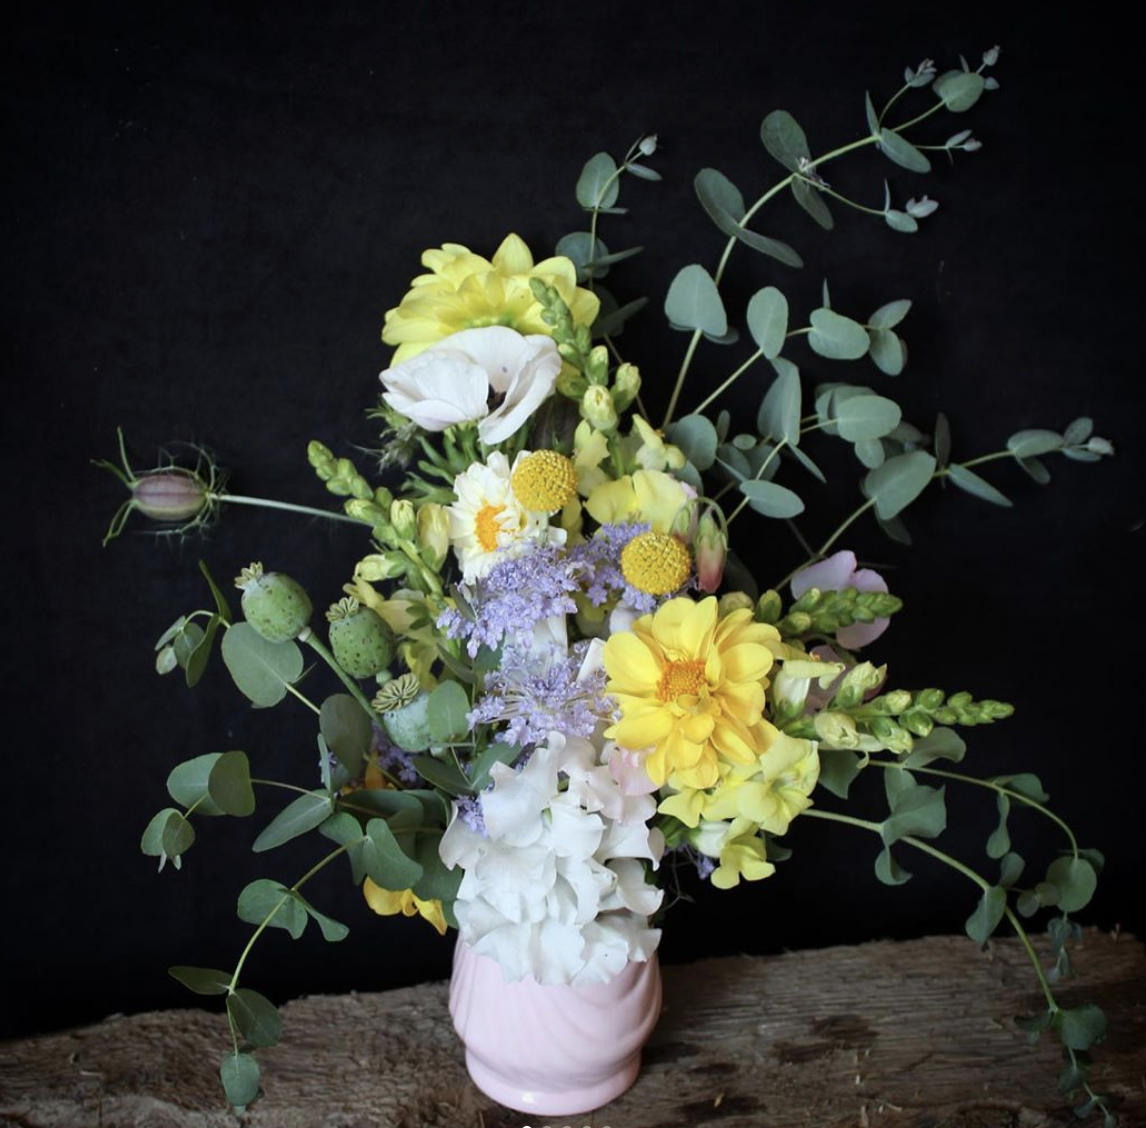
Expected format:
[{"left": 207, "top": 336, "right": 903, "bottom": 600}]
[{"left": 2, "top": 930, "right": 1143, "bottom": 1127}]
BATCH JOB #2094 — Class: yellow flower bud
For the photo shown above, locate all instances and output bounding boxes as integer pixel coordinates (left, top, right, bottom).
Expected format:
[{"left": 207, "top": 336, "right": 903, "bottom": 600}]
[
  {"left": 416, "top": 503, "right": 449, "bottom": 570},
  {"left": 580, "top": 385, "right": 619, "bottom": 432}
]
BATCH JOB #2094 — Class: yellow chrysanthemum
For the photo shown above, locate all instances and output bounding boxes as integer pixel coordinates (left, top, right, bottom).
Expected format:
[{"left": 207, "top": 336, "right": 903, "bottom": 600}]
[
  {"left": 603, "top": 596, "right": 781, "bottom": 790},
  {"left": 363, "top": 879, "right": 448, "bottom": 937},
  {"left": 382, "top": 234, "right": 600, "bottom": 364}
]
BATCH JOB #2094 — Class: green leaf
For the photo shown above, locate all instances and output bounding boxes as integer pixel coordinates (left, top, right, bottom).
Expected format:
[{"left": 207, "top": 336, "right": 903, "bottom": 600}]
[
  {"left": 881, "top": 784, "right": 947, "bottom": 845},
  {"left": 987, "top": 793, "right": 1011, "bottom": 859},
  {"left": 167, "top": 753, "right": 226, "bottom": 814},
  {"left": 883, "top": 766, "right": 915, "bottom": 807},
  {"left": 1078, "top": 847, "right": 1106, "bottom": 875},
  {"left": 199, "top": 559, "right": 234, "bottom": 623},
  {"left": 665, "top": 264, "right": 727, "bottom": 337},
  {"left": 667, "top": 415, "right": 719, "bottom": 471},
  {"left": 220, "top": 1052, "right": 260, "bottom": 1110},
  {"left": 293, "top": 893, "right": 350, "bottom": 942},
  {"left": 186, "top": 614, "right": 222, "bottom": 688},
  {"left": 869, "top": 300, "right": 912, "bottom": 330},
  {"left": 252, "top": 790, "right": 334, "bottom": 853},
  {"left": 592, "top": 293, "right": 648, "bottom": 338},
  {"left": 1016, "top": 1010, "right": 1052, "bottom": 1043},
  {"left": 869, "top": 330, "right": 906, "bottom": 376},
  {"left": 227, "top": 988, "right": 282, "bottom": 1049},
  {"left": 172, "top": 622, "right": 205, "bottom": 669},
  {"left": 903, "top": 727, "right": 966, "bottom": 768},
  {"left": 995, "top": 773, "right": 1049, "bottom": 802},
  {"left": 885, "top": 210, "right": 919, "bottom": 234},
  {"left": 879, "top": 129, "right": 931, "bottom": 173},
  {"left": 208, "top": 750, "right": 255, "bottom": 816},
  {"left": 575, "top": 152, "right": 619, "bottom": 210},
  {"left": 965, "top": 886, "right": 1007, "bottom": 947},
  {"left": 362, "top": 817, "right": 424, "bottom": 890},
  {"left": 625, "top": 161, "right": 661, "bottom": 181},
  {"left": 320, "top": 694, "right": 373, "bottom": 775},
  {"left": 427, "top": 680, "right": 470, "bottom": 744},
  {"left": 1008, "top": 429, "right": 1064, "bottom": 458},
  {"left": 156, "top": 615, "right": 189, "bottom": 651},
  {"left": 729, "top": 227, "right": 803, "bottom": 268},
  {"left": 412, "top": 832, "right": 464, "bottom": 904},
  {"left": 789, "top": 442, "right": 826, "bottom": 483},
  {"left": 746, "top": 287, "right": 789, "bottom": 360},
  {"left": 555, "top": 232, "right": 609, "bottom": 282},
  {"left": 141, "top": 807, "right": 180, "bottom": 858},
  {"left": 411, "top": 753, "right": 473, "bottom": 797},
  {"left": 1046, "top": 856, "right": 1098, "bottom": 913},
  {"left": 854, "top": 438, "right": 885, "bottom": 469},
  {"left": 1059, "top": 1060, "right": 1089, "bottom": 1094},
  {"left": 948, "top": 464, "right": 1013, "bottom": 508},
  {"left": 875, "top": 844, "right": 912, "bottom": 885},
  {"left": 695, "top": 167, "right": 745, "bottom": 229},
  {"left": 933, "top": 70, "right": 986, "bottom": 113},
  {"left": 220, "top": 622, "right": 304, "bottom": 708},
  {"left": 998, "top": 852, "right": 1025, "bottom": 888},
  {"left": 1056, "top": 1003, "right": 1108, "bottom": 1051},
  {"left": 161, "top": 810, "right": 195, "bottom": 858},
  {"left": 835, "top": 395, "right": 902, "bottom": 442},
  {"left": 1018, "top": 455, "right": 1052, "bottom": 485},
  {"left": 1064, "top": 416, "right": 1094, "bottom": 445},
  {"left": 817, "top": 749, "right": 864, "bottom": 798},
  {"left": 318, "top": 812, "right": 367, "bottom": 885},
  {"left": 739, "top": 480, "right": 804, "bottom": 519},
  {"left": 469, "top": 741, "right": 521, "bottom": 791},
  {"left": 760, "top": 110, "right": 811, "bottom": 172},
  {"left": 808, "top": 309, "right": 870, "bottom": 361},
  {"left": 237, "top": 879, "right": 306, "bottom": 939},
  {"left": 169, "top": 965, "right": 232, "bottom": 995},
  {"left": 791, "top": 177, "right": 833, "bottom": 230},
  {"left": 756, "top": 359, "right": 801, "bottom": 445},
  {"left": 340, "top": 787, "right": 424, "bottom": 822},
  {"left": 864, "top": 91, "right": 879, "bottom": 134},
  {"left": 865, "top": 450, "right": 936, "bottom": 520}
]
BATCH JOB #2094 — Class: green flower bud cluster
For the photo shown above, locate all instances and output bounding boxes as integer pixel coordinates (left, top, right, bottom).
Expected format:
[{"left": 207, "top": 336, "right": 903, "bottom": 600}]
[
  {"left": 529, "top": 278, "right": 594, "bottom": 395},
  {"left": 326, "top": 597, "right": 395, "bottom": 679},
  {"left": 906, "top": 688, "right": 1015, "bottom": 728},
  {"left": 235, "top": 563, "right": 312, "bottom": 643},
  {"left": 774, "top": 586, "right": 903, "bottom": 641}
]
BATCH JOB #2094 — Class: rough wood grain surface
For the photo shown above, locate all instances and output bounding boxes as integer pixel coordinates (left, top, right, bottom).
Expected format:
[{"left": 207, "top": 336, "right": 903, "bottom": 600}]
[{"left": 2, "top": 931, "right": 1143, "bottom": 1128}]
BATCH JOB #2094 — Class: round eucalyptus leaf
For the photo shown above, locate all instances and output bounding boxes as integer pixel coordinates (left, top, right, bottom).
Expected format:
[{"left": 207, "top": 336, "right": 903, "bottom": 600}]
[
  {"left": 835, "top": 394, "right": 902, "bottom": 441},
  {"left": 320, "top": 694, "right": 373, "bottom": 774},
  {"left": 869, "top": 299, "right": 912, "bottom": 330},
  {"left": 208, "top": 750, "right": 255, "bottom": 817},
  {"left": 226, "top": 988, "right": 282, "bottom": 1049},
  {"left": 808, "top": 308, "right": 870, "bottom": 360},
  {"left": 220, "top": 623, "right": 304, "bottom": 708},
  {"left": 169, "top": 965, "right": 232, "bottom": 996},
  {"left": 878, "top": 129, "right": 932, "bottom": 173},
  {"left": 161, "top": 810, "right": 195, "bottom": 858},
  {"left": 756, "top": 360, "right": 801, "bottom": 445},
  {"left": 1007, "top": 429, "right": 1063, "bottom": 458},
  {"left": 965, "top": 886, "right": 1007, "bottom": 947},
  {"left": 555, "top": 232, "right": 608, "bottom": 282},
  {"left": 864, "top": 90, "right": 879, "bottom": 135},
  {"left": 427, "top": 679, "right": 470, "bottom": 744},
  {"left": 869, "top": 329, "right": 906, "bottom": 376},
  {"left": 874, "top": 844, "right": 912, "bottom": 885},
  {"left": 667, "top": 415, "right": 719, "bottom": 471},
  {"left": 237, "top": 879, "right": 307, "bottom": 939},
  {"left": 1057, "top": 1003, "right": 1109, "bottom": 1051},
  {"left": 791, "top": 177, "right": 833, "bottom": 230},
  {"left": 167, "top": 752, "right": 225, "bottom": 814},
  {"left": 220, "top": 1052, "right": 260, "bottom": 1110},
  {"left": 664, "top": 264, "right": 727, "bottom": 337},
  {"left": 760, "top": 110, "right": 811, "bottom": 172},
  {"left": 854, "top": 438, "right": 885, "bottom": 469},
  {"left": 252, "top": 790, "right": 334, "bottom": 853},
  {"left": 1063, "top": 416, "right": 1094, "bottom": 444},
  {"left": 884, "top": 210, "right": 919, "bottom": 234},
  {"left": 746, "top": 287, "right": 789, "bottom": 359},
  {"left": 362, "top": 817, "right": 424, "bottom": 890},
  {"left": 864, "top": 450, "right": 936, "bottom": 519},
  {"left": 932, "top": 69, "right": 986, "bottom": 113},
  {"left": 738, "top": 480, "right": 805, "bottom": 519},
  {"left": 1045, "top": 856, "right": 1098, "bottom": 913},
  {"left": 575, "top": 152, "right": 619, "bottom": 210},
  {"left": 695, "top": 167, "right": 745, "bottom": 233}
]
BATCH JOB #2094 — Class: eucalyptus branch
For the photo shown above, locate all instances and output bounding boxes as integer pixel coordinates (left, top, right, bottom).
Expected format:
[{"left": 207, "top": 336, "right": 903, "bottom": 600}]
[
  {"left": 298, "top": 628, "right": 378, "bottom": 723},
  {"left": 690, "top": 349, "right": 764, "bottom": 416},
  {"left": 726, "top": 439, "right": 790, "bottom": 527}
]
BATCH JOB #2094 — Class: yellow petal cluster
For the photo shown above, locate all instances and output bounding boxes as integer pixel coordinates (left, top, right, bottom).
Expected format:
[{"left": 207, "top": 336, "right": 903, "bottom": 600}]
[
  {"left": 586, "top": 468, "right": 690, "bottom": 533},
  {"left": 604, "top": 596, "right": 781, "bottom": 789},
  {"left": 382, "top": 234, "right": 600, "bottom": 364},
  {"left": 363, "top": 879, "right": 448, "bottom": 937}
]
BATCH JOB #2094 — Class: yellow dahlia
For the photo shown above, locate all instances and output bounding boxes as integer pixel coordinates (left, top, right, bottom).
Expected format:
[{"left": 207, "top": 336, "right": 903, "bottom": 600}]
[
  {"left": 603, "top": 596, "right": 781, "bottom": 790},
  {"left": 382, "top": 234, "right": 600, "bottom": 364}
]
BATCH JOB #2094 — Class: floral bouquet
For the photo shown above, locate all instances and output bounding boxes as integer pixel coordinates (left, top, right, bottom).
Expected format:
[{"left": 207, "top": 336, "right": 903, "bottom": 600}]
[{"left": 101, "top": 46, "right": 1120, "bottom": 1122}]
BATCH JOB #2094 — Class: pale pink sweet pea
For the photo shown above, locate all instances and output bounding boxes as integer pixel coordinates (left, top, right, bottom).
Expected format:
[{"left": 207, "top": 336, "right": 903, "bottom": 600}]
[
  {"left": 379, "top": 326, "right": 560, "bottom": 444},
  {"left": 607, "top": 744, "right": 660, "bottom": 797},
  {"left": 790, "top": 549, "right": 889, "bottom": 650}
]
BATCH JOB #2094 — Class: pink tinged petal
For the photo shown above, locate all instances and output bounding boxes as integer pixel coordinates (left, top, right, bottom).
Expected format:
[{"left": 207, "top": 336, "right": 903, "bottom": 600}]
[
  {"left": 608, "top": 746, "right": 661, "bottom": 796},
  {"left": 851, "top": 567, "right": 888, "bottom": 594},
  {"left": 790, "top": 550, "right": 858, "bottom": 598},
  {"left": 836, "top": 618, "right": 890, "bottom": 650}
]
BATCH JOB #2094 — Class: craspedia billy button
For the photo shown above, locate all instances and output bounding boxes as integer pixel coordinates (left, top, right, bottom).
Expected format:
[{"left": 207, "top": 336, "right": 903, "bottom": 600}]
[
  {"left": 620, "top": 531, "right": 692, "bottom": 595},
  {"left": 234, "top": 562, "right": 313, "bottom": 643},
  {"left": 326, "top": 597, "right": 395, "bottom": 678},
  {"left": 510, "top": 450, "right": 578, "bottom": 513}
]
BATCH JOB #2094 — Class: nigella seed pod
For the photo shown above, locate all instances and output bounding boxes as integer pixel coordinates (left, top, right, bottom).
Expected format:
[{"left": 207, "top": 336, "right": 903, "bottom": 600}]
[
  {"left": 326, "top": 598, "right": 395, "bottom": 679},
  {"left": 133, "top": 470, "right": 209, "bottom": 522},
  {"left": 234, "top": 563, "right": 313, "bottom": 643}
]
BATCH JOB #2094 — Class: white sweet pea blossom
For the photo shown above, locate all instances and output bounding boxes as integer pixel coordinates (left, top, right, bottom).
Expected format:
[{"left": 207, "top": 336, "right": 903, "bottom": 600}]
[
  {"left": 440, "top": 731, "right": 664, "bottom": 986},
  {"left": 379, "top": 325, "right": 560, "bottom": 444}
]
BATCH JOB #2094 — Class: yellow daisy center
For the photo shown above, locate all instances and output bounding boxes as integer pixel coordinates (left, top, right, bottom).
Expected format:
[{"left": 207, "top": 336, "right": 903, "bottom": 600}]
[
  {"left": 621, "top": 531, "right": 692, "bottom": 595},
  {"left": 511, "top": 451, "right": 578, "bottom": 512},
  {"left": 474, "top": 504, "right": 506, "bottom": 552},
  {"left": 657, "top": 659, "right": 707, "bottom": 702}
]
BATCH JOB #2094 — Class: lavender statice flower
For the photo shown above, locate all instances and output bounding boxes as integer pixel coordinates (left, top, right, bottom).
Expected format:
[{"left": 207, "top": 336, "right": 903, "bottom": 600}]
[
  {"left": 371, "top": 727, "right": 420, "bottom": 786},
  {"left": 469, "top": 642, "right": 613, "bottom": 747},
  {"left": 438, "top": 545, "right": 582, "bottom": 657},
  {"left": 567, "top": 522, "right": 657, "bottom": 613},
  {"left": 455, "top": 794, "right": 487, "bottom": 837}
]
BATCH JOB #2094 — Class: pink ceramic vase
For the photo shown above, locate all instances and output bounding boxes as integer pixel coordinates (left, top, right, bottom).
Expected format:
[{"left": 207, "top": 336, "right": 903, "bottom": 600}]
[{"left": 448, "top": 940, "right": 662, "bottom": 1116}]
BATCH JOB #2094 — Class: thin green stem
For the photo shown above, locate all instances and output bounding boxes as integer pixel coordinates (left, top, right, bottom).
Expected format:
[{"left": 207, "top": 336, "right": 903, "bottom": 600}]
[
  {"left": 691, "top": 349, "right": 764, "bottom": 416},
  {"left": 1003, "top": 905, "right": 1058, "bottom": 1010},
  {"left": 251, "top": 778, "right": 314, "bottom": 796},
  {"left": 818, "top": 498, "right": 876, "bottom": 557},
  {"left": 796, "top": 175, "right": 885, "bottom": 217},
  {"left": 213, "top": 493, "right": 365, "bottom": 527},
  {"left": 228, "top": 841, "right": 355, "bottom": 990},
  {"left": 283, "top": 680, "right": 322, "bottom": 715},
  {"left": 662, "top": 132, "right": 882, "bottom": 430},
  {"left": 868, "top": 761, "right": 1079, "bottom": 856},
  {"left": 879, "top": 82, "right": 912, "bottom": 125},
  {"left": 299, "top": 630, "right": 378, "bottom": 722},
  {"left": 726, "top": 439, "right": 789, "bottom": 527},
  {"left": 888, "top": 98, "right": 948, "bottom": 134}
]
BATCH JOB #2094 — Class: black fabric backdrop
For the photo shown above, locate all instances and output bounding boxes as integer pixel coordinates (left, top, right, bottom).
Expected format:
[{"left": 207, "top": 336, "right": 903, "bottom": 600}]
[{"left": 3, "top": 3, "right": 1143, "bottom": 1041}]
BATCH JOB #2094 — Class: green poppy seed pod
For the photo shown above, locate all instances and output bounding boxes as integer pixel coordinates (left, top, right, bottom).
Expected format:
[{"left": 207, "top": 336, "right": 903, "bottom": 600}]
[
  {"left": 235, "top": 563, "right": 313, "bottom": 643},
  {"left": 133, "top": 470, "right": 209, "bottom": 522},
  {"left": 326, "top": 597, "right": 395, "bottom": 679},
  {"left": 382, "top": 692, "right": 433, "bottom": 752}
]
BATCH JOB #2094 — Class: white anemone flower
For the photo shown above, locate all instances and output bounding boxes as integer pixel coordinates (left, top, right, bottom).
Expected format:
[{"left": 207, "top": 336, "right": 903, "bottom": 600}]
[{"left": 379, "top": 325, "right": 560, "bottom": 444}]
